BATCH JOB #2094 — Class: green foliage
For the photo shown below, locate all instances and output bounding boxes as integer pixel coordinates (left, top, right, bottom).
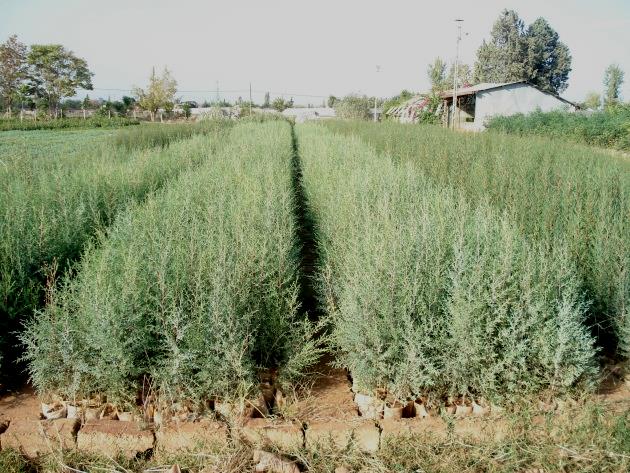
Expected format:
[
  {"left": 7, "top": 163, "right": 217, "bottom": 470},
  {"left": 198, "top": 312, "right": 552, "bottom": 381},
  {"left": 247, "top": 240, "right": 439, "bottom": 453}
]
[
  {"left": 22, "top": 122, "right": 319, "bottom": 403},
  {"left": 427, "top": 57, "right": 447, "bottom": 92},
  {"left": 133, "top": 67, "right": 177, "bottom": 121},
  {"left": 0, "top": 35, "right": 28, "bottom": 114},
  {"left": 333, "top": 95, "right": 372, "bottom": 120},
  {"left": 0, "top": 123, "right": 232, "bottom": 378},
  {"left": 0, "top": 116, "right": 139, "bottom": 131},
  {"left": 582, "top": 91, "right": 601, "bottom": 110},
  {"left": 486, "top": 106, "right": 630, "bottom": 151},
  {"left": 272, "top": 97, "right": 290, "bottom": 112},
  {"left": 604, "top": 64, "right": 625, "bottom": 107},
  {"left": 27, "top": 44, "right": 94, "bottom": 113},
  {"left": 325, "top": 120, "right": 630, "bottom": 364},
  {"left": 298, "top": 123, "right": 596, "bottom": 401},
  {"left": 111, "top": 120, "right": 230, "bottom": 151},
  {"left": 474, "top": 10, "right": 571, "bottom": 94}
]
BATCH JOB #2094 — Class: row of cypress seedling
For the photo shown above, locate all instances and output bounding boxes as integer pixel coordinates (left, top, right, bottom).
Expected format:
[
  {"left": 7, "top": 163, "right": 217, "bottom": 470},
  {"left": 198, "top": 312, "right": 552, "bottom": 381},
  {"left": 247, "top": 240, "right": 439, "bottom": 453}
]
[
  {"left": 325, "top": 120, "right": 630, "bottom": 364},
  {"left": 297, "top": 123, "right": 597, "bottom": 404},
  {"left": 22, "top": 121, "right": 320, "bottom": 407},
  {"left": 0, "top": 121, "right": 232, "bottom": 376}
]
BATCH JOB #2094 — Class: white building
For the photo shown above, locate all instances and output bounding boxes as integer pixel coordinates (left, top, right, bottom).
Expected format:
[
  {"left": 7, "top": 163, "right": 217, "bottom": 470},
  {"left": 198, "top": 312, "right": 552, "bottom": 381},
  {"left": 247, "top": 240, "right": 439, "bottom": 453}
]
[{"left": 442, "top": 81, "right": 578, "bottom": 131}]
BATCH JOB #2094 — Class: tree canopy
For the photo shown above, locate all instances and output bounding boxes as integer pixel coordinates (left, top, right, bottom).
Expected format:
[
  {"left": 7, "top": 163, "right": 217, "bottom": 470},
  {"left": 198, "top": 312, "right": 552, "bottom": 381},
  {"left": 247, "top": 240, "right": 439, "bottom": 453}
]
[
  {"left": 0, "top": 35, "right": 28, "bottom": 113},
  {"left": 27, "top": 44, "right": 93, "bottom": 115},
  {"left": 473, "top": 10, "right": 571, "bottom": 94},
  {"left": 133, "top": 67, "right": 177, "bottom": 121},
  {"left": 603, "top": 64, "right": 624, "bottom": 107}
]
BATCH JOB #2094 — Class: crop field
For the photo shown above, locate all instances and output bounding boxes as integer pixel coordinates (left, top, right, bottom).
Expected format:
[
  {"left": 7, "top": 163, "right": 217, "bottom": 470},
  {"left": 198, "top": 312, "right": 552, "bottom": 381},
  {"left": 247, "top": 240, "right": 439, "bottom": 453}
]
[
  {"left": 0, "top": 121, "right": 232, "bottom": 381},
  {"left": 0, "top": 119, "right": 628, "bottom": 471}
]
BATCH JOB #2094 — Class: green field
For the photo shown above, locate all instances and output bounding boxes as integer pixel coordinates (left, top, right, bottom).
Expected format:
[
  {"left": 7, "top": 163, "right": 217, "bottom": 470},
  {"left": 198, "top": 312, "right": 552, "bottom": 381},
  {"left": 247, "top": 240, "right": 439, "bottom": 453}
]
[{"left": 0, "top": 118, "right": 628, "bottom": 471}]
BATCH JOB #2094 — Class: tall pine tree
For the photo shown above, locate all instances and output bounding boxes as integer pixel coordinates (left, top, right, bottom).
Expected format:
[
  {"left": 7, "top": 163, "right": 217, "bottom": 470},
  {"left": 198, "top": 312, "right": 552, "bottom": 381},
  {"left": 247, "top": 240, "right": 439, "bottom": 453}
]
[{"left": 473, "top": 10, "right": 571, "bottom": 94}]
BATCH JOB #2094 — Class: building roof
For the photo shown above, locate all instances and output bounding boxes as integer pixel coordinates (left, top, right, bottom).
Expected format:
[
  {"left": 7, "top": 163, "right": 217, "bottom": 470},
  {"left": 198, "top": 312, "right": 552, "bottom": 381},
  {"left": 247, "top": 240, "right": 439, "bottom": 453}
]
[
  {"left": 439, "top": 80, "right": 579, "bottom": 108},
  {"left": 439, "top": 81, "right": 524, "bottom": 98}
]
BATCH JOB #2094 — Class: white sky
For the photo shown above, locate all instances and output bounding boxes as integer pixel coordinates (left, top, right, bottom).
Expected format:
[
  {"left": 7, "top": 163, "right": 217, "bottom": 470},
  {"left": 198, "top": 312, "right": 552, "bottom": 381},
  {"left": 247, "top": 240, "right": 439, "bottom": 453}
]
[{"left": 1, "top": 0, "right": 629, "bottom": 105}]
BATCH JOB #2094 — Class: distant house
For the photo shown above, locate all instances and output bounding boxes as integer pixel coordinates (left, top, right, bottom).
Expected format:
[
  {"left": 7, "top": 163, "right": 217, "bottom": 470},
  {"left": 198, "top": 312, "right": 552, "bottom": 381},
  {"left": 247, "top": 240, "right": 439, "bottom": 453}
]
[
  {"left": 441, "top": 81, "right": 579, "bottom": 130},
  {"left": 387, "top": 81, "right": 578, "bottom": 130}
]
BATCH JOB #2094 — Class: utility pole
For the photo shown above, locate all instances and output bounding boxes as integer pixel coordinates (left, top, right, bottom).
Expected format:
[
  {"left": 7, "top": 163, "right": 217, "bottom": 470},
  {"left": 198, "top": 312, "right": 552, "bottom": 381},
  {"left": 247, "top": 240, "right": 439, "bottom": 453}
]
[
  {"left": 215, "top": 81, "right": 220, "bottom": 105},
  {"left": 249, "top": 82, "right": 252, "bottom": 115},
  {"left": 374, "top": 65, "right": 381, "bottom": 122},
  {"left": 452, "top": 19, "right": 464, "bottom": 129}
]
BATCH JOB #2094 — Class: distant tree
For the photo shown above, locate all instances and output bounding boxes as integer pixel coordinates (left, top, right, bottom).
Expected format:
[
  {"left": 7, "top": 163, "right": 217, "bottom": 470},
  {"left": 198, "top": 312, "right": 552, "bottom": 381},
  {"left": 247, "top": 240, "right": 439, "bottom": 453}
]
[
  {"left": 427, "top": 57, "right": 447, "bottom": 92},
  {"left": 525, "top": 17, "right": 571, "bottom": 93},
  {"left": 333, "top": 94, "right": 372, "bottom": 120},
  {"left": 263, "top": 91, "right": 270, "bottom": 108},
  {"left": 474, "top": 10, "right": 529, "bottom": 84},
  {"left": 271, "top": 97, "right": 289, "bottom": 112},
  {"left": 182, "top": 102, "right": 192, "bottom": 118},
  {"left": 474, "top": 10, "right": 572, "bottom": 94},
  {"left": 288, "top": 97, "right": 294, "bottom": 107},
  {"left": 132, "top": 67, "right": 177, "bottom": 121},
  {"left": 582, "top": 91, "right": 601, "bottom": 110},
  {"left": 27, "top": 44, "right": 93, "bottom": 117},
  {"left": 122, "top": 95, "right": 136, "bottom": 111},
  {"left": 327, "top": 95, "right": 338, "bottom": 108},
  {"left": 0, "top": 35, "right": 28, "bottom": 115},
  {"left": 446, "top": 61, "right": 472, "bottom": 90},
  {"left": 603, "top": 64, "right": 624, "bottom": 107}
]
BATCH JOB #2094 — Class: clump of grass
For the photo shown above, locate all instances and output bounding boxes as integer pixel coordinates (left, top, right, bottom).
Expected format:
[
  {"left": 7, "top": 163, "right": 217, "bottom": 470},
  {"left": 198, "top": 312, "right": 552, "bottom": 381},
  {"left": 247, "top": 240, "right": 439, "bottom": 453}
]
[
  {"left": 297, "top": 123, "right": 596, "bottom": 402},
  {"left": 325, "top": 120, "right": 630, "bottom": 365},
  {"left": 0, "top": 123, "right": 231, "bottom": 379},
  {"left": 22, "top": 122, "right": 320, "bottom": 404}
]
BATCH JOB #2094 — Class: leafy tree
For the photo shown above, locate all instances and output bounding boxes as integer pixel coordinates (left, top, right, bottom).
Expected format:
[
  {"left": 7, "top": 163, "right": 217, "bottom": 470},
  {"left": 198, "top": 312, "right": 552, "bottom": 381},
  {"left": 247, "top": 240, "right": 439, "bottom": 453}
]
[
  {"left": 263, "top": 91, "right": 270, "bottom": 108},
  {"left": 0, "top": 35, "right": 28, "bottom": 115},
  {"left": 271, "top": 97, "right": 289, "bottom": 112},
  {"left": 474, "top": 10, "right": 529, "bottom": 84},
  {"left": 582, "top": 92, "right": 601, "bottom": 110},
  {"left": 446, "top": 61, "right": 472, "bottom": 90},
  {"left": 327, "top": 95, "right": 338, "bottom": 108},
  {"left": 427, "top": 57, "right": 447, "bottom": 92},
  {"left": 603, "top": 64, "right": 624, "bottom": 107},
  {"left": 132, "top": 67, "right": 177, "bottom": 121},
  {"left": 182, "top": 102, "right": 192, "bottom": 118},
  {"left": 333, "top": 94, "right": 372, "bottom": 120},
  {"left": 525, "top": 18, "right": 571, "bottom": 93},
  {"left": 473, "top": 10, "right": 571, "bottom": 94},
  {"left": 27, "top": 44, "right": 93, "bottom": 117}
]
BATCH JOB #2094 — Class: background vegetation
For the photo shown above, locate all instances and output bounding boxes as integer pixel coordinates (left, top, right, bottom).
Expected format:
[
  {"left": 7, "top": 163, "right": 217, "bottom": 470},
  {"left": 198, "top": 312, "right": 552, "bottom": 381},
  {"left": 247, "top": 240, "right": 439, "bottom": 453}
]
[
  {"left": 325, "top": 120, "right": 630, "bottom": 367},
  {"left": 486, "top": 105, "right": 630, "bottom": 151}
]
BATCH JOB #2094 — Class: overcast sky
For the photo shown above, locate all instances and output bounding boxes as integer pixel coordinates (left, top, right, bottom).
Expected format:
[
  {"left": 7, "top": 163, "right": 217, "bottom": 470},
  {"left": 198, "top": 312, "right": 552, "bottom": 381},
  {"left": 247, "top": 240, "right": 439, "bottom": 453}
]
[{"left": 1, "top": 0, "right": 629, "bottom": 105}]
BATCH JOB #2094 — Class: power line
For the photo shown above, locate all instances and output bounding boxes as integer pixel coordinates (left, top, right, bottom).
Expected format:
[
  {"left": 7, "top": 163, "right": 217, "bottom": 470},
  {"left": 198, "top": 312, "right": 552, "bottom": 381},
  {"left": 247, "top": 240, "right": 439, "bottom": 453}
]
[{"left": 87, "top": 87, "right": 328, "bottom": 99}]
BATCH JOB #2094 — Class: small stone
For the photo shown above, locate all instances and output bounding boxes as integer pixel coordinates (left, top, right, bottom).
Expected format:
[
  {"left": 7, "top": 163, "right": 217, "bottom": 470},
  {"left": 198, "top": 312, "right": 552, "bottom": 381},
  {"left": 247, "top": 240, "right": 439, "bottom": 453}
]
[
  {"left": 240, "top": 419, "right": 303, "bottom": 450},
  {"left": 335, "top": 467, "right": 351, "bottom": 473},
  {"left": 253, "top": 449, "right": 300, "bottom": 473}
]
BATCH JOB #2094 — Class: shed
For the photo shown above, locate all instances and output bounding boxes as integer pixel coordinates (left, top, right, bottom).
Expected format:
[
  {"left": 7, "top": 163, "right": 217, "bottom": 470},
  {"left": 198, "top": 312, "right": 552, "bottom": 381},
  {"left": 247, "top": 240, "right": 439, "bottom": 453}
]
[{"left": 441, "top": 81, "right": 578, "bottom": 130}]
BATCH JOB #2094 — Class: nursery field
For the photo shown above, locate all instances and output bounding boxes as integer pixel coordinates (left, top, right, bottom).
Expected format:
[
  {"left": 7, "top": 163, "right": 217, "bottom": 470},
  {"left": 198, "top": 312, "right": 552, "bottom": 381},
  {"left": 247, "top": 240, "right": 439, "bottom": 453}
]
[
  {"left": 0, "top": 121, "right": 233, "bottom": 383},
  {"left": 0, "top": 119, "right": 628, "bottom": 472}
]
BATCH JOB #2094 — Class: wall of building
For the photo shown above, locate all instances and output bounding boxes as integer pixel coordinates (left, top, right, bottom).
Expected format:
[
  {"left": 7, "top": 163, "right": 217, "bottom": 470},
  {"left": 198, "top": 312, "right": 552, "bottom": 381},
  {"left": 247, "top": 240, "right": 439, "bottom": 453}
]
[{"left": 473, "top": 83, "right": 575, "bottom": 130}]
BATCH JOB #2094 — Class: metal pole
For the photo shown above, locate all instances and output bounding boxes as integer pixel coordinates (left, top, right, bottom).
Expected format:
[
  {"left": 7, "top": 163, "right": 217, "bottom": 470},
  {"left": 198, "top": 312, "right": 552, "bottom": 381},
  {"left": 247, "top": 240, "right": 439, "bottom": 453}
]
[
  {"left": 452, "top": 19, "right": 463, "bottom": 129},
  {"left": 249, "top": 82, "right": 252, "bottom": 115}
]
